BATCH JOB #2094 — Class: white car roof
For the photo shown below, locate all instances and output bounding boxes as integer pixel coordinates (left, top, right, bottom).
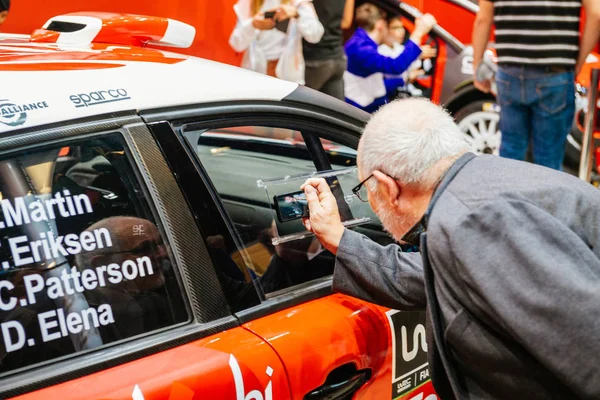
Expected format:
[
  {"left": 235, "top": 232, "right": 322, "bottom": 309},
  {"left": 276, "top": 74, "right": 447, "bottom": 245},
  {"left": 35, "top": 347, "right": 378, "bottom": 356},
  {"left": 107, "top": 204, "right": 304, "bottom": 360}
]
[{"left": 0, "top": 42, "right": 298, "bottom": 134}]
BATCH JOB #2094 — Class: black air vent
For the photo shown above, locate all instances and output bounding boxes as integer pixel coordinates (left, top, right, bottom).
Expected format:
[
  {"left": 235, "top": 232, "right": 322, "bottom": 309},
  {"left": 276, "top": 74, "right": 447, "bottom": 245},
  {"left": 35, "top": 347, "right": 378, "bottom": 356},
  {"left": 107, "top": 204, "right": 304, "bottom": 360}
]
[{"left": 46, "top": 20, "right": 86, "bottom": 33}]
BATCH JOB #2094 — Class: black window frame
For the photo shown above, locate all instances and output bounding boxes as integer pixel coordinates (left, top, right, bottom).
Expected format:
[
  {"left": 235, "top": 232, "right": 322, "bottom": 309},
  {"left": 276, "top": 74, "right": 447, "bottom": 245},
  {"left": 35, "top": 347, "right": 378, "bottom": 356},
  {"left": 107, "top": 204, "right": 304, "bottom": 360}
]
[{"left": 142, "top": 100, "right": 376, "bottom": 323}]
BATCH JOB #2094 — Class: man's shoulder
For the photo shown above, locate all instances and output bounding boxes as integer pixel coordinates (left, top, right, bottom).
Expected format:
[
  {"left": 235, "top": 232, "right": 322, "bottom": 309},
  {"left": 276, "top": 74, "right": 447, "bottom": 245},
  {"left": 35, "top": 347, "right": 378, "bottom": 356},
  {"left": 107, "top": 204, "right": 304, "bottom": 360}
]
[
  {"left": 428, "top": 156, "right": 537, "bottom": 227},
  {"left": 430, "top": 154, "right": 600, "bottom": 234},
  {"left": 446, "top": 154, "right": 594, "bottom": 203}
]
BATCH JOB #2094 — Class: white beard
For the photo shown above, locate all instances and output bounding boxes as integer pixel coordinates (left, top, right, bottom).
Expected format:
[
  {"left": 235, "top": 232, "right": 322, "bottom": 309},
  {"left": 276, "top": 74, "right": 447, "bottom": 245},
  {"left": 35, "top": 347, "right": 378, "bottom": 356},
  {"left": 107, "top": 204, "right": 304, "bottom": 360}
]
[{"left": 373, "top": 192, "right": 419, "bottom": 243}]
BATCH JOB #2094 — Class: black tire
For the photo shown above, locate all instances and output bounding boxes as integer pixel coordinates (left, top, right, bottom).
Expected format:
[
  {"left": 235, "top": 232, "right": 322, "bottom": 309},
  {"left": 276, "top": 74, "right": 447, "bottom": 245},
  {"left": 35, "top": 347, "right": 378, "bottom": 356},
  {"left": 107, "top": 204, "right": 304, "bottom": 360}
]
[{"left": 453, "top": 99, "right": 498, "bottom": 122}]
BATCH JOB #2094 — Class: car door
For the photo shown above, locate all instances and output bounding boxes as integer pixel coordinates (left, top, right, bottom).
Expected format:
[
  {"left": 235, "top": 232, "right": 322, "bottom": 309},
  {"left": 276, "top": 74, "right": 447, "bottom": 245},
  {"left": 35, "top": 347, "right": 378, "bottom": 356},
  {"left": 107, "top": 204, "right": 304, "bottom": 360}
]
[
  {"left": 0, "top": 115, "right": 290, "bottom": 400},
  {"left": 143, "top": 98, "right": 438, "bottom": 400}
]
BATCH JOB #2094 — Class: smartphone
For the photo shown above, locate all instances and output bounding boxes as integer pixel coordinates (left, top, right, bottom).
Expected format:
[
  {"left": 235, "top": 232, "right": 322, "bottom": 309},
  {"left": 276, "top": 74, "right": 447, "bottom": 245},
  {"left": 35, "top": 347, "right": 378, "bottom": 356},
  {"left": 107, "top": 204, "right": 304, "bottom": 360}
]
[
  {"left": 274, "top": 190, "right": 309, "bottom": 223},
  {"left": 264, "top": 11, "right": 276, "bottom": 19},
  {"left": 275, "top": 18, "right": 290, "bottom": 33}
]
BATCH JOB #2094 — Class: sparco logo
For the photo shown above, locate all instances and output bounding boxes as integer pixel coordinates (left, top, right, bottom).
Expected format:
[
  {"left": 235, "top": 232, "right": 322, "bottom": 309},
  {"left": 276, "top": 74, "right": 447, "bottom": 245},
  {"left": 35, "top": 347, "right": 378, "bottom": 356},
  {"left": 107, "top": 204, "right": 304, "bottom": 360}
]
[
  {"left": 69, "top": 89, "right": 131, "bottom": 108},
  {"left": 0, "top": 99, "right": 49, "bottom": 127}
]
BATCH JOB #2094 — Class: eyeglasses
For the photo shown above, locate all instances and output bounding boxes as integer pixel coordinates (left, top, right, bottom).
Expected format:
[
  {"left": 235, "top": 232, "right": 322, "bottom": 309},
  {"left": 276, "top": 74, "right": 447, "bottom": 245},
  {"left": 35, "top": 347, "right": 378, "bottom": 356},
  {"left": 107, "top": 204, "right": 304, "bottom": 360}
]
[
  {"left": 352, "top": 171, "right": 401, "bottom": 202},
  {"left": 352, "top": 174, "right": 374, "bottom": 202}
]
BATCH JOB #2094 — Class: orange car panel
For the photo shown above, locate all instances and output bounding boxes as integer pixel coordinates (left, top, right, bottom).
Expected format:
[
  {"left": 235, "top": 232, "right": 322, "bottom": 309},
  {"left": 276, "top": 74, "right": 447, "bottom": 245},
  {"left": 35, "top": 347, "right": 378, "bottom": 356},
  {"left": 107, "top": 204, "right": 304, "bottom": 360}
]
[
  {"left": 244, "top": 294, "right": 391, "bottom": 398},
  {"left": 10, "top": 327, "right": 291, "bottom": 400},
  {"left": 30, "top": 13, "right": 181, "bottom": 48},
  {"left": 244, "top": 293, "right": 434, "bottom": 400},
  {"left": 576, "top": 58, "right": 600, "bottom": 89},
  {"left": 8, "top": 296, "right": 437, "bottom": 400},
  {"left": 430, "top": 39, "right": 447, "bottom": 104}
]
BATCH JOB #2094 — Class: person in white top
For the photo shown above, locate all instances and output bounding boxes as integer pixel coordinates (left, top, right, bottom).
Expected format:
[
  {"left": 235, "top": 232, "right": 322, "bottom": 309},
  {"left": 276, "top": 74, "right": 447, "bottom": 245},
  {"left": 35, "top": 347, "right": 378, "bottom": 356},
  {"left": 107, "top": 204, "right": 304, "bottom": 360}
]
[
  {"left": 229, "top": 0, "right": 324, "bottom": 85},
  {"left": 377, "top": 16, "right": 437, "bottom": 97}
]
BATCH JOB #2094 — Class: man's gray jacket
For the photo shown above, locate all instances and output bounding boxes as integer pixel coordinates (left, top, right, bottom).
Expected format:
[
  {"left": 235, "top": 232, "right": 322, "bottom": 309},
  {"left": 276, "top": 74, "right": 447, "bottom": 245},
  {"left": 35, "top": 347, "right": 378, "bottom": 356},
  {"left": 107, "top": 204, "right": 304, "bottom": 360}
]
[{"left": 333, "top": 153, "right": 600, "bottom": 399}]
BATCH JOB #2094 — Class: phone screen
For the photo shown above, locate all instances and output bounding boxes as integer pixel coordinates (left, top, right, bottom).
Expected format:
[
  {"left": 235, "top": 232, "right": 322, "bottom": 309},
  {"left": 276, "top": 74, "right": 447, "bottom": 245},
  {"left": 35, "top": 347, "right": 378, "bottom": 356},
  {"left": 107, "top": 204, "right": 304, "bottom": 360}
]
[
  {"left": 275, "top": 19, "right": 289, "bottom": 33},
  {"left": 274, "top": 190, "right": 309, "bottom": 222},
  {"left": 264, "top": 11, "right": 275, "bottom": 19}
]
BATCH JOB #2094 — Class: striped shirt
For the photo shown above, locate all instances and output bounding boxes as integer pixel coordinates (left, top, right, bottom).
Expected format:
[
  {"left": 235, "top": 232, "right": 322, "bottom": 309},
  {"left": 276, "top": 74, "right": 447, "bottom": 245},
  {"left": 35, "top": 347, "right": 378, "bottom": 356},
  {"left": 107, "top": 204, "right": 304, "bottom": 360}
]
[{"left": 492, "top": 0, "right": 582, "bottom": 67}]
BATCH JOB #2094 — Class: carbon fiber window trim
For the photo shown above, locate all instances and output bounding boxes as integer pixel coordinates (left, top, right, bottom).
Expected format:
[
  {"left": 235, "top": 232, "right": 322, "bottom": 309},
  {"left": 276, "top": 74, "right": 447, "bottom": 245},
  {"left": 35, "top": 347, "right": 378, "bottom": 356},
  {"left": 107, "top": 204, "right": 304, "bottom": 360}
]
[{"left": 124, "top": 122, "right": 231, "bottom": 322}]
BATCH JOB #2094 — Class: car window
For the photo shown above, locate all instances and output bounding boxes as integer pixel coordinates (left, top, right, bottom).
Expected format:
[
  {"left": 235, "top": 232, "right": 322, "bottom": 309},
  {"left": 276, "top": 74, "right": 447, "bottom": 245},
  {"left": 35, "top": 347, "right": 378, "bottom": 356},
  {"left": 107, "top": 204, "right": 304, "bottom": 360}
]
[
  {"left": 183, "top": 125, "right": 395, "bottom": 304},
  {"left": 0, "top": 134, "right": 188, "bottom": 376}
]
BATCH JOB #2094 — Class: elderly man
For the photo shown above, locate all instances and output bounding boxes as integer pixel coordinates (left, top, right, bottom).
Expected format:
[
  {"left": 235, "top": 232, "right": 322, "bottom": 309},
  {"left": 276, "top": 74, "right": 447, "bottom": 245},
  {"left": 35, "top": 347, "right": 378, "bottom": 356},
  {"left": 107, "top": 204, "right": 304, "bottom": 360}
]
[{"left": 301, "top": 99, "right": 600, "bottom": 399}]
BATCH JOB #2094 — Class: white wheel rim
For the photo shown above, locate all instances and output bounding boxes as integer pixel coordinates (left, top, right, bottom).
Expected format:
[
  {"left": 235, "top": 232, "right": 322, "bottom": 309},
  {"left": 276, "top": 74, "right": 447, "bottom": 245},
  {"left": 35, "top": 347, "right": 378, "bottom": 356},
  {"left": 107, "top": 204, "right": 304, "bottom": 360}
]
[{"left": 458, "top": 111, "right": 501, "bottom": 155}]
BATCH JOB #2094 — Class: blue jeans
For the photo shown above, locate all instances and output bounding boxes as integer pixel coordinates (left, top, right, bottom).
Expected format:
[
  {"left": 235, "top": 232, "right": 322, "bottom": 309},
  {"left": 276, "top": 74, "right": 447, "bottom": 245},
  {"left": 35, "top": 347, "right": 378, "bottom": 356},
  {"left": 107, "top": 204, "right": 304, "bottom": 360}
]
[{"left": 496, "top": 66, "right": 575, "bottom": 170}]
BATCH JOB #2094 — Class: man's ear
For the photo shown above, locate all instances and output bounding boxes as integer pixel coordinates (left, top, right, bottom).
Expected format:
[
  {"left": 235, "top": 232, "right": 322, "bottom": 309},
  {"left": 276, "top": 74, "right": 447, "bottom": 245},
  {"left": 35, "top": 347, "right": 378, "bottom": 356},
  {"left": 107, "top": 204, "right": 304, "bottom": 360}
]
[{"left": 372, "top": 170, "right": 400, "bottom": 206}]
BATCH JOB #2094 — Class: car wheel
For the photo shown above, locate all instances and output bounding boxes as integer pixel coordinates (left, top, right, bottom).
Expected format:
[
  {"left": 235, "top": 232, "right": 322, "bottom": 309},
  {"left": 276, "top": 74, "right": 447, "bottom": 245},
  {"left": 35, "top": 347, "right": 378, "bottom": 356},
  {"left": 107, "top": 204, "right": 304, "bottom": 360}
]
[{"left": 454, "top": 100, "right": 501, "bottom": 155}]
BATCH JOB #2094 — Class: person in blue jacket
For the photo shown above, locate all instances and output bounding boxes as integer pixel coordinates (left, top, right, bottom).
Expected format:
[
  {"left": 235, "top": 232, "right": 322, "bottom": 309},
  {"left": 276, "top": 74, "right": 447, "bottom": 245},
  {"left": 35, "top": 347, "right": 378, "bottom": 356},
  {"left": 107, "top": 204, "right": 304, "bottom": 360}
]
[{"left": 343, "top": 3, "right": 436, "bottom": 113}]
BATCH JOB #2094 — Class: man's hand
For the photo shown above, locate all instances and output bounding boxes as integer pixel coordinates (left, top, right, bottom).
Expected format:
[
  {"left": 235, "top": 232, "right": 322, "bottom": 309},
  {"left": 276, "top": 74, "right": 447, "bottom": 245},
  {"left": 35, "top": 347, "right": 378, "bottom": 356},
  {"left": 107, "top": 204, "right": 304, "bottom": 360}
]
[
  {"left": 301, "top": 178, "right": 345, "bottom": 255},
  {"left": 411, "top": 13, "right": 436, "bottom": 43},
  {"left": 419, "top": 45, "right": 437, "bottom": 59},
  {"left": 473, "top": 61, "right": 491, "bottom": 93},
  {"left": 474, "top": 78, "right": 491, "bottom": 93},
  {"left": 275, "top": 4, "right": 298, "bottom": 21},
  {"left": 253, "top": 13, "right": 276, "bottom": 30},
  {"left": 409, "top": 68, "right": 426, "bottom": 82}
]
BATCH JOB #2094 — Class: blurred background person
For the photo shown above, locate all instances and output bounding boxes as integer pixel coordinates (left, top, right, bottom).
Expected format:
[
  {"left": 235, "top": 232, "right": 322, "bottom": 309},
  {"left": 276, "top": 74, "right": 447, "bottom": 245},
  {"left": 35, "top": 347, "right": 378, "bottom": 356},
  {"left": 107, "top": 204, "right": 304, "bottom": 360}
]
[
  {"left": 378, "top": 16, "right": 436, "bottom": 61},
  {"left": 472, "top": 0, "right": 600, "bottom": 170},
  {"left": 229, "top": 0, "right": 324, "bottom": 84},
  {"left": 0, "top": 0, "right": 9, "bottom": 28},
  {"left": 302, "top": 0, "right": 354, "bottom": 100},
  {"left": 378, "top": 15, "right": 437, "bottom": 98},
  {"left": 343, "top": 2, "right": 436, "bottom": 113},
  {"left": 76, "top": 217, "right": 173, "bottom": 339}
]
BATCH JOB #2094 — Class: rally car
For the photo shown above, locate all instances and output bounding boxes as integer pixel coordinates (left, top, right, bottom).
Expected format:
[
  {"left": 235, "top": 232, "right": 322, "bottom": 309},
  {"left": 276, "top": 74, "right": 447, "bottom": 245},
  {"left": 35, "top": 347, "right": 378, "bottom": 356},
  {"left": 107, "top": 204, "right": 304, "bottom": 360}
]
[{"left": 0, "top": 12, "right": 437, "bottom": 400}]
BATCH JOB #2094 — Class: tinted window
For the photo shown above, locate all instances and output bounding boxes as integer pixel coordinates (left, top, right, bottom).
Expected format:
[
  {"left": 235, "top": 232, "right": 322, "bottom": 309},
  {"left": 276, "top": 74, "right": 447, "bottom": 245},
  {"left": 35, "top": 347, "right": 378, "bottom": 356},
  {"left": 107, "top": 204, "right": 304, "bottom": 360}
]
[
  {"left": 0, "top": 134, "right": 188, "bottom": 375},
  {"left": 183, "top": 125, "right": 394, "bottom": 304}
]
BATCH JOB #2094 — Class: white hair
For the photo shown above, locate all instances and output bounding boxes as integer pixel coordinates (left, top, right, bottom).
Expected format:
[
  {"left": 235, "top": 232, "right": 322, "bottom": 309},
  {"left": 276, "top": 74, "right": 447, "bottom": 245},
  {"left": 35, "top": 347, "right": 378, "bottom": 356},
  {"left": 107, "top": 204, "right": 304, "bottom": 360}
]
[{"left": 358, "top": 98, "right": 470, "bottom": 188}]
